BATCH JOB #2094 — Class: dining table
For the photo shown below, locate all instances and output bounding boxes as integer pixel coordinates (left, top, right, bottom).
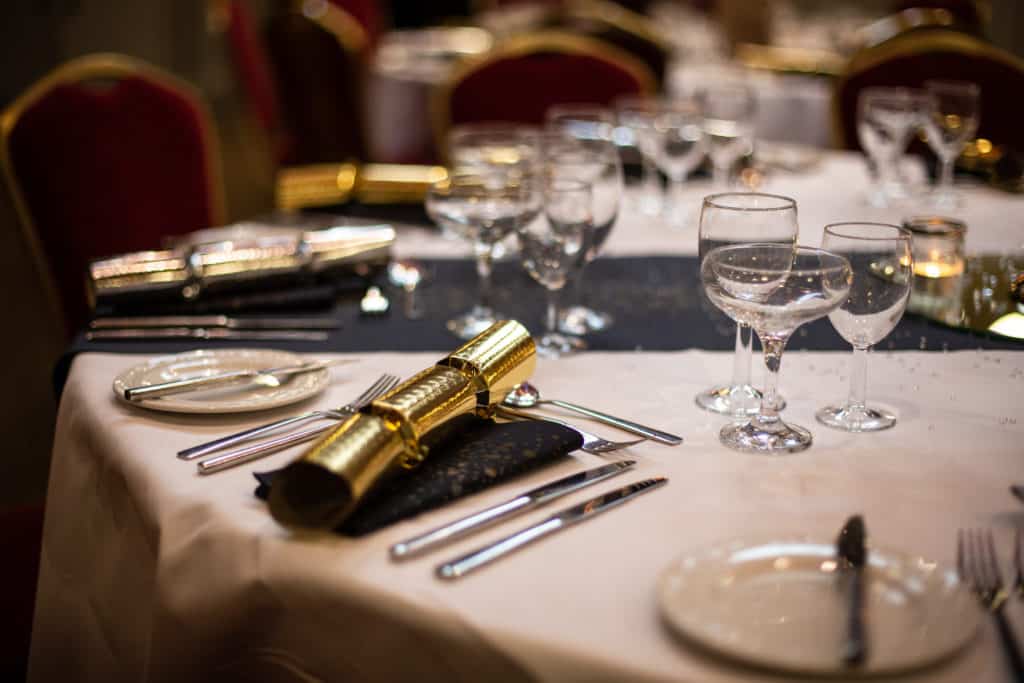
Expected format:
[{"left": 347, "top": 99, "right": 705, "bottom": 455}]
[{"left": 29, "top": 149, "right": 1024, "bottom": 682}]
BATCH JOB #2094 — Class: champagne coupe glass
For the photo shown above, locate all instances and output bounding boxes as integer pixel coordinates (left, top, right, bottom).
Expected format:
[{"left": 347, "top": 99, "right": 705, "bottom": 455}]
[
  {"left": 425, "top": 171, "right": 538, "bottom": 339},
  {"left": 543, "top": 110, "right": 624, "bottom": 335},
  {"left": 614, "top": 95, "right": 663, "bottom": 215},
  {"left": 816, "top": 223, "right": 913, "bottom": 431},
  {"left": 857, "top": 87, "right": 927, "bottom": 207},
  {"left": 921, "top": 80, "right": 980, "bottom": 209},
  {"left": 696, "top": 193, "right": 798, "bottom": 416},
  {"left": 653, "top": 96, "right": 707, "bottom": 229},
  {"left": 701, "top": 83, "right": 756, "bottom": 189},
  {"left": 517, "top": 178, "right": 590, "bottom": 358},
  {"left": 702, "top": 244, "right": 853, "bottom": 454}
]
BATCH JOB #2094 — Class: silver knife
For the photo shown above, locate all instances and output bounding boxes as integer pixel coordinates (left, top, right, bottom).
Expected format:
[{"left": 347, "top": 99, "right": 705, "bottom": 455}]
[
  {"left": 87, "top": 327, "right": 329, "bottom": 342},
  {"left": 390, "top": 461, "right": 637, "bottom": 561},
  {"left": 436, "top": 477, "right": 667, "bottom": 580},
  {"left": 836, "top": 515, "right": 868, "bottom": 666},
  {"left": 90, "top": 315, "right": 340, "bottom": 330},
  {"left": 124, "top": 358, "right": 350, "bottom": 401}
]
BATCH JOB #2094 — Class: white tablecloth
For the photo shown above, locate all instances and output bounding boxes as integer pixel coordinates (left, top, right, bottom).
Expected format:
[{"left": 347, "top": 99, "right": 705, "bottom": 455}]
[{"left": 30, "top": 349, "right": 1024, "bottom": 682}]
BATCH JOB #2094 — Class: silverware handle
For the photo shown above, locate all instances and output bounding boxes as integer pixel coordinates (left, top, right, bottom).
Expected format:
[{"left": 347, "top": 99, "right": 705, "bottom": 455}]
[
  {"left": 178, "top": 412, "right": 330, "bottom": 460},
  {"left": 90, "top": 315, "right": 226, "bottom": 329},
  {"left": 391, "top": 497, "right": 532, "bottom": 561},
  {"left": 196, "top": 422, "right": 334, "bottom": 474},
  {"left": 994, "top": 609, "right": 1024, "bottom": 682},
  {"left": 841, "top": 571, "right": 867, "bottom": 666},
  {"left": 436, "top": 518, "right": 564, "bottom": 580},
  {"left": 546, "top": 400, "right": 682, "bottom": 445},
  {"left": 125, "top": 371, "right": 252, "bottom": 401},
  {"left": 88, "top": 328, "right": 329, "bottom": 341}
]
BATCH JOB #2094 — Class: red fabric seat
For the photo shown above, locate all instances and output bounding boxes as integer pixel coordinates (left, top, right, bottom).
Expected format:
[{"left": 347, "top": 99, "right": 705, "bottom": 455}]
[{"left": 1, "top": 53, "right": 225, "bottom": 334}]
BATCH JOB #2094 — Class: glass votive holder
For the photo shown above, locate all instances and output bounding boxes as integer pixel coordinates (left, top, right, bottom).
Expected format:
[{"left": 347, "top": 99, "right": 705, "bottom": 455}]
[{"left": 903, "top": 216, "right": 966, "bottom": 279}]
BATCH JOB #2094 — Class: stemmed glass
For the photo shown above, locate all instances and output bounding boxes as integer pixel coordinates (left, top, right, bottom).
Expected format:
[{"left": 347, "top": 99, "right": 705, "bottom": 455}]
[
  {"left": 696, "top": 193, "right": 798, "bottom": 416},
  {"left": 653, "top": 97, "right": 707, "bottom": 229},
  {"left": 921, "top": 80, "right": 981, "bottom": 209},
  {"left": 614, "top": 96, "right": 663, "bottom": 215},
  {"left": 425, "top": 171, "right": 539, "bottom": 339},
  {"left": 517, "top": 178, "right": 590, "bottom": 358},
  {"left": 701, "top": 83, "right": 756, "bottom": 188},
  {"left": 856, "top": 87, "right": 928, "bottom": 207},
  {"left": 816, "top": 223, "right": 913, "bottom": 432},
  {"left": 702, "top": 244, "right": 853, "bottom": 453}
]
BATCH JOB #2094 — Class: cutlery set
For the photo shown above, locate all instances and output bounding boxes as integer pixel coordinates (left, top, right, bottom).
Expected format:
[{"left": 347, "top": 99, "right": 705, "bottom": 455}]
[{"left": 87, "top": 315, "right": 339, "bottom": 342}]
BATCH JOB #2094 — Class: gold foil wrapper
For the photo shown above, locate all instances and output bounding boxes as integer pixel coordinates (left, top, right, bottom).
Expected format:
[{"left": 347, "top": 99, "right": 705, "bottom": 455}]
[{"left": 269, "top": 320, "right": 536, "bottom": 529}]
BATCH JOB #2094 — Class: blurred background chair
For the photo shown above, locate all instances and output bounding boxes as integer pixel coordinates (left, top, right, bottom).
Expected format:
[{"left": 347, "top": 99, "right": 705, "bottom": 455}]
[
  {"left": 434, "top": 30, "right": 655, "bottom": 149},
  {"left": 0, "top": 52, "right": 226, "bottom": 336},
  {"left": 833, "top": 28, "right": 1024, "bottom": 154}
]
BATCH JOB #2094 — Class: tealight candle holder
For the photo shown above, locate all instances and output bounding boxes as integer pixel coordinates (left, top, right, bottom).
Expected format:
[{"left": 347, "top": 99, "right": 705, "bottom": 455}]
[{"left": 903, "top": 216, "right": 966, "bottom": 279}]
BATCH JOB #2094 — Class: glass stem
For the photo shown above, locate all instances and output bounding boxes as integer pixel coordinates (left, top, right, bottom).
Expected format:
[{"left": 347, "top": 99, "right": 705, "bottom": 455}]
[
  {"left": 545, "top": 288, "right": 560, "bottom": 337},
  {"left": 939, "top": 157, "right": 954, "bottom": 194},
  {"left": 757, "top": 335, "right": 789, "bottom": 427},
  {"left": 474, "top": 241, "right": 494, "bottom": 312},
  {"left": 730, "top": 324, "right": 753, "bottom": 388},
  {"left": 847, "top": 346, "right": 869, "bottom": 411},
  {"left": 712, "top": 163, "right": 729, "bottom": 189},
  {"left": 667, "top": 175, "right": 686, "bottom": 224},
  {"left": 642, "top": 156, "right": 660, "bottom": 197}
]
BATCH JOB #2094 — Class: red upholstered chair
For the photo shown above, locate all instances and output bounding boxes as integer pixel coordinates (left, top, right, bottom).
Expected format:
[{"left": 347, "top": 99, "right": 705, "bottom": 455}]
[
  {"left": 434, "top": 31, "right": 655, "bottom": 146},
  {"left": 0, "top": 53, "right": 226, "bottom": 335},
  {"left": 328, "top": 0, "right": 384, "bottom": 47},
  {"left": 833, "top": 30, "right": 1024, "bottom": 153}
]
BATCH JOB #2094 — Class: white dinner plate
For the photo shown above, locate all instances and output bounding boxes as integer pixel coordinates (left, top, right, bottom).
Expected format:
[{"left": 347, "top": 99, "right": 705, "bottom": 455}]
[
  {"left": 112, "top": 349, "right": 330, "bottom": 414},
  {"left": 657, "top": 537, "right": 981, "bottom": 676}
]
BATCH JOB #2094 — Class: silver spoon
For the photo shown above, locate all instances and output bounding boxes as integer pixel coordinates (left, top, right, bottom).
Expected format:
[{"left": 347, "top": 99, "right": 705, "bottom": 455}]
[
  {"left": 502, "top": 382, "right": 683, "bottom": 446},
  {"left": 388, "top": 260, "right": 424, "bottom": 319}
]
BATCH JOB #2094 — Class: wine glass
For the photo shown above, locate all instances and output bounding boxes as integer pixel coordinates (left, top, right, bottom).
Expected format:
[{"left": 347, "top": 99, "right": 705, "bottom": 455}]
[
  {"left": 696, "top": 193, "right": 798, "bottom": 416},
  {"left": 816, "top": 223, "right": 913, "bottom": 431},
  {"left": 653, "top": 97, "right": 706, "bottom": 229},
  {"left": 425, "top": 171, "right": 539, "bottom": 339},
  {"left": 701, "top": 83, "right": 756, "bottom": 189},
  {"left": 921, "top": 80, "right": 981, "bottom": 209},
  {"left": 856, "top": 87, "right": 928, "bottom": 207},
  {"left": 541, "top": 123, "right": 624, "bottom": 336},
  {"left": 545, "top": 103, "right": 617, "bottom": 143},
  {"left": 517, "top": 178, "right": 590, "bottom": 358},
  {"left": 702, "top": 244, "right": 853, "bottom": 454},
  {"left": 614, "top": 95, "right": 663, "bottom": 215}
]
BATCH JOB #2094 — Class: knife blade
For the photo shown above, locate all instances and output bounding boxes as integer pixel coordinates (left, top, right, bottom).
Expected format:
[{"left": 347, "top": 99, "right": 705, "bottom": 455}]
[
  {"left": 390, "top": 461, "right": 637, "bottom": 561},
  {"left": 90, "top": 315, "right": 340, "bottom": 330},
  {"left": 436, "top": 477, "right": 667, "bottom": 580},
  {"left": 87, "top": 327, "right": 329, "bottom": 342},
  {"left": 123, "top": 358, "right": 350, "bottom": 402},
  {"left": 836, "top": 515, "right": 868, "bottom": 666}
]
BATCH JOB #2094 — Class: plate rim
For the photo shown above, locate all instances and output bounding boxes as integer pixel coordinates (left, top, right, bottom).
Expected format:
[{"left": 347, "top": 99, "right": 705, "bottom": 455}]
[{"left": 111, "top": 348, "right": 329, "bottom": 414}]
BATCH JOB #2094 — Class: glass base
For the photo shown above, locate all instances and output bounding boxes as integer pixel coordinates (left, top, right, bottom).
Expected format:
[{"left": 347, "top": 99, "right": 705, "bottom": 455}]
[
  {"left": 695, "top": 384, "right": 786, "bottom": 417},
  {"left": 558, "top": 306, "right": 613, "bottom": 335},
  {"left": 447, "top": 307, "right": 502, "bottom": 340},
  {"left": 536, "top": 332, "right": 587, "bottom": 358},
  {"left": 719, "top": 418, "right": 812, "bottom": 454},
  {"left": 815, "top": 404, "right": 896, "bottom": 432}
]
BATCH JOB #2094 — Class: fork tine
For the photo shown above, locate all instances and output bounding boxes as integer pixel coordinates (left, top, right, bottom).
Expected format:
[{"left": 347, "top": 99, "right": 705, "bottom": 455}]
[
  {"left": 957, "top": 529, "right": 967, "bottom": 582},
  {"left": 355, "top": 374, "right": 400, "bottom": 410},
  {"left": 984, "top": 529, "right": 1005, "bottom": 589},
  {"left": 353, "top": 374, "right": 391, "bottom": 406}
]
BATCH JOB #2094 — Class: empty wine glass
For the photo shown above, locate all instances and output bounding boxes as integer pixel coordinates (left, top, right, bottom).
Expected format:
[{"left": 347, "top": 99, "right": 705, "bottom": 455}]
[
  {"left": 921, "top": 80, "right": 981, "bottom": 209},
  {"left": 426, "top": 172, "right": 539, "bottom": 339},
  {"left": 817, "top": 223, "right": 913, "bottom": 432},
  {"left": 615, "top": 95, "right": 663, "bottom": 215},
  {"left": 702, "top": 244, "right": 853, "bottom": 454},
  {"left": 653, "top": 97, "right": 706, "bottom": 229},
  {"left": 701, "top": 83, "right": 756, "bottom": 188},
  {"left": 857, "top": 87, "right": 928, "bottom": 207},
  {"left": 696, "top": 193, "right": 798, "bottom": 416},
  {"left": 517, "top": 178, "right": 590, "bottom": 358}
]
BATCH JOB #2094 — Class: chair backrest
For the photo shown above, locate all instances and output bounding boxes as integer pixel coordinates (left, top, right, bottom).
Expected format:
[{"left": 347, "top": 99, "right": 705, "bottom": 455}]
[
  {"left": 434, "top": 31, "right": 655, "bottom": 145},
  {"left": 833, "top": 29, "right": 1024, "bottom": 152},
  {"left": 265, "top": 0, "right": 368, "bottom": 165},
  {"left": 0, "top": 53, "right": 225, "bottom": 333}
]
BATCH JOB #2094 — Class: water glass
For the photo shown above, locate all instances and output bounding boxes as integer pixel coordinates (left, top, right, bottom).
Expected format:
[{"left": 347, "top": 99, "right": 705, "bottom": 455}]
[
  {"left": 817, "top": 223, "right": 913, "bottom": 432},
  {"left": 653, "top": 97, "right": 706, "bottom": 229},
  {"left": 856, "top": 87, "right": 928, "bottom": 207},
  {"left": 701, "top": 83, "right": 756, "bottom": 188},
  {"left": 614, "top": 96, "right": 663, "bottom": 215},
  {"left": 921, "top": 80, "right": 981, "bottom": 209}
]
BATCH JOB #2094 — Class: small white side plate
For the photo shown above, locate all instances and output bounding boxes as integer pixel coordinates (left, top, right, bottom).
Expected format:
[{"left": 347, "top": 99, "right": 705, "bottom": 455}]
[
  {"left": 112, "top": 349, "right": 329, "bottom": 414},
  {"left": 657, "top": 537, "right": 981, "bottom": 676}
]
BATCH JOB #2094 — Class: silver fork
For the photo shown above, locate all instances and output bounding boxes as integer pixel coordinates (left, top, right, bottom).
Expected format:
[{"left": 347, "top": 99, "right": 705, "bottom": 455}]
[
  {"left": 958, "top": 528, "right": 1024, "bottom": 679},
  {"left": 496, "top": 406, "right": 644, "bottom": 454},
  {"left": 179, "top": 374, "right": 399, "bottom": 460},
  {"left": 195, "top": 375, "right": 402, "bottom": 474},
  {"left": 1015, "top": 528, "right": 1023, "bottom": 602}
]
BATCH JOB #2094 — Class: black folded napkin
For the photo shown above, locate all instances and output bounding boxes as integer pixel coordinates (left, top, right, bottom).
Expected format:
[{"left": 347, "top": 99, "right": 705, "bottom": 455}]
[{"left": 254, "top": 415, "right": 582, "bottom": 536}]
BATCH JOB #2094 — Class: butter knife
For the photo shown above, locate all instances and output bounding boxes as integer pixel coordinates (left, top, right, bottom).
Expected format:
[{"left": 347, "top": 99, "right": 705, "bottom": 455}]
[
  {"left": 90, "top": 315, "right": 340, "bottom": 330},
  {"left": 436, "top": 477, "right": 667, "bottom": 580},
  {"left": 836, "top": 515, "right": 868, "bottom": 666},
  {"left": 390, "top": 461, "right": 637, "bottom": 561},
  {"left": 87, "top": 327, "right": 329, "bottom": 342},
  {"left": 124, "top": 358, "right": 349, "bottom": 401}
]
